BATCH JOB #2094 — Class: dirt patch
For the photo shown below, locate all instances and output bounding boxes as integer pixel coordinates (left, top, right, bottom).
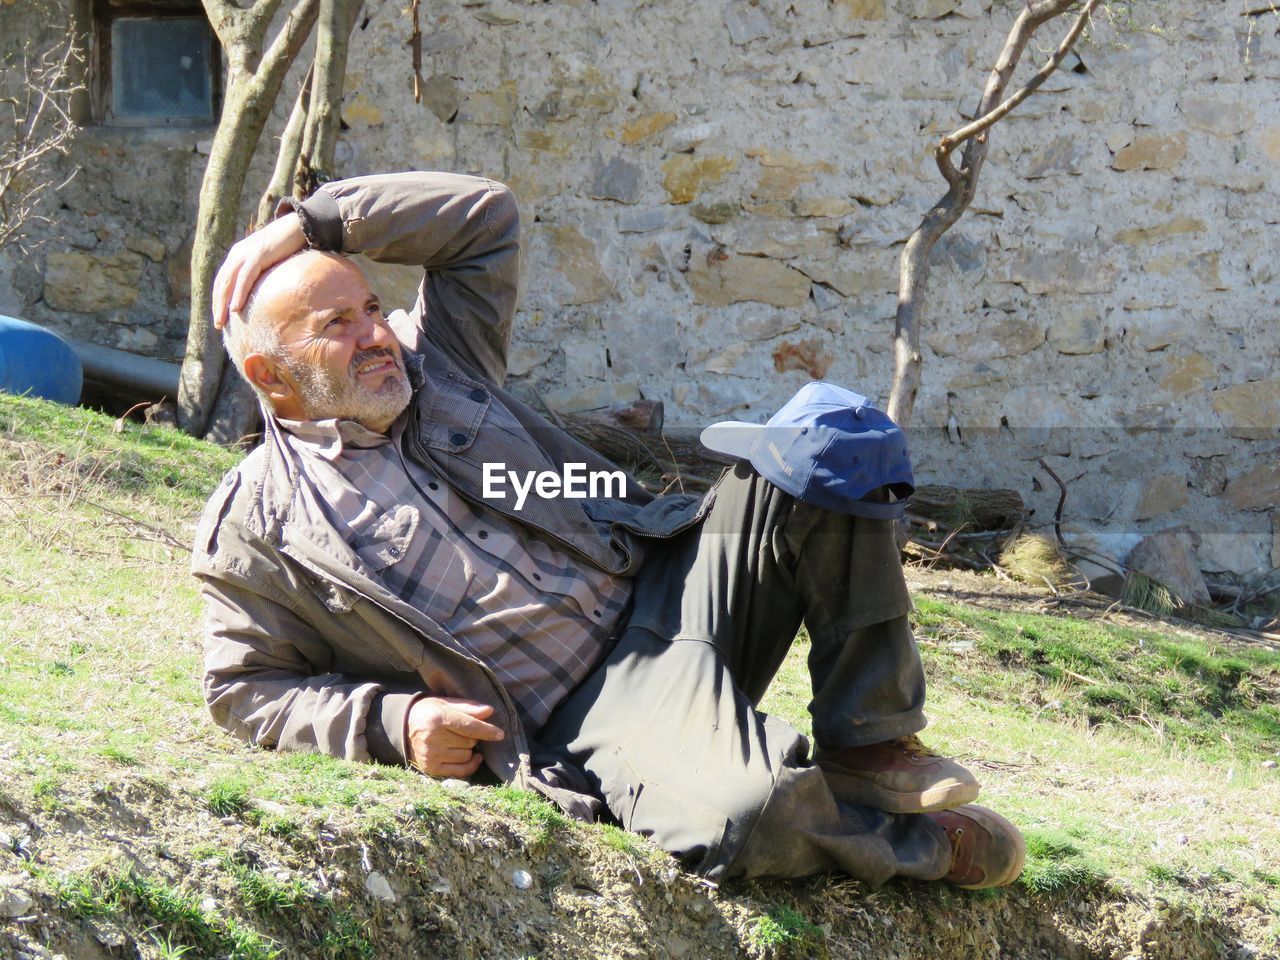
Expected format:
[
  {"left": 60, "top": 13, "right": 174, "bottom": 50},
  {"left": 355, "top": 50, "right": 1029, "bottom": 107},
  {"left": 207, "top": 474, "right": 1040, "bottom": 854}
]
[{"left": 0, "top": 773, "right": 1262, "bottom": 960}]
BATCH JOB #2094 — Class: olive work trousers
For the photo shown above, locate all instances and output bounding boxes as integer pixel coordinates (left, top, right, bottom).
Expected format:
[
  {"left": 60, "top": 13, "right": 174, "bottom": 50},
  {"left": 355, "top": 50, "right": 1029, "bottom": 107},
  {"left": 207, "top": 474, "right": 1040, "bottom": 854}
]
[{"left": 533, "top": 463, "right": 953, "bottom": 885}]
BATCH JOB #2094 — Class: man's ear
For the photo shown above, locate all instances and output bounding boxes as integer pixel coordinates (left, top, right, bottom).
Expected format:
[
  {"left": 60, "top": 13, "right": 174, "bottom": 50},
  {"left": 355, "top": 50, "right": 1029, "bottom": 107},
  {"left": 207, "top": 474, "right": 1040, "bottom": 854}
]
[{"left": 243, "top": 353, "right": 294, "bottom": 402}]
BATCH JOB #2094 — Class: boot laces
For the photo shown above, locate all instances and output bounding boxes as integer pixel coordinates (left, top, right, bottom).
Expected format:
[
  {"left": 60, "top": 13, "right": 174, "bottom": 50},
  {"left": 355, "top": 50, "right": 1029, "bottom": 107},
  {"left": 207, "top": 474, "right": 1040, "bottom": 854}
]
[{"left": 892, "top": 734, "right": 937, "bottom": 759}]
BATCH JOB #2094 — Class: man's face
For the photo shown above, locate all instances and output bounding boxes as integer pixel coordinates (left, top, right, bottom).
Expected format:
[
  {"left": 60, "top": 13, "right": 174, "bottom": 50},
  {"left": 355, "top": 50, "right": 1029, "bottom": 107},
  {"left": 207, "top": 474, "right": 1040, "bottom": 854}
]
[{"left": 256, "top": 252, "right": 413, "bottom": 432}]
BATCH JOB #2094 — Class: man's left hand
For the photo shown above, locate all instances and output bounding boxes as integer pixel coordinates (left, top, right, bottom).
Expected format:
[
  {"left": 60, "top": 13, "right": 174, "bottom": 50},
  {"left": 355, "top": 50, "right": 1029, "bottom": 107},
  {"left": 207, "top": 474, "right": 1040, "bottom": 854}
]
[{"left": 212, "top": 212, "right": 307, "bottom": 331}]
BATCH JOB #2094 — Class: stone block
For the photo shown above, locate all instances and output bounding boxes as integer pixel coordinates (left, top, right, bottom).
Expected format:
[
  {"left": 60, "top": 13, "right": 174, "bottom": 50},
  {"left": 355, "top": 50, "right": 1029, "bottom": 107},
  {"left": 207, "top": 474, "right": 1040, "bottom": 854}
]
[
  {"left": 1261, "top": 127, "right": 1280, "bottom": 164},
  {"left": 1001, "top": 248, "right": 1117, "bottom": 295},
  {"left": 1135, "top": 473, "right": 1189, "bottom": 520},
  {"left": 662, "top": 155, "right": 737, "bottom": 204},
  {"left": 836, "top": 0, "right": 886, "bottom": 18},
  {"left": 562, "top": 338, "right": 608, "bottom": 380},
  {"left": 166, "top": 234, "right": 193, "bottom": 307},
  {"left": 668, "top": 122, "right": 718, "bottom": 153},
  {"left": 746, "top": 149, "right": 836, "bottom": 202},
  {"left": 124, "top": 233, "right": 166, "bottom": 262},
  {"left": 1115, "top": 217, "right": 1206, "bottom": 245},
  {"left": 713, "top": 219, "right": 828, "bottom": 260},
  {"left": 773, "top": 338, "right": 832, "bottom": 379},
  {"left": 926, "top": 318, "right": 1045, "bottom": 362},
  {"left": 1225, "top": 462, "right": 1280, "bottom": 511},
  {"left": 794, "top": 258, "right": 895, "bottom": 299},
  {"left": 703, "top": 342, "right": 751, "bottom": 375},
  {"left": 1196, "top": 532, "right": 1273, "bottom": 577},
  {"left": 934, "top": 232, "right": 986, "bottom": 275},
  {"left": 904, "top": 0, "right": 960, "bottom": 18},
  {"left": 1128, "top": 313, "right": 1186, "bottom": 352},
  {"left": 543, "top": 381, "right": 640, "bottom": 414},
  {"left": 588, "top": 157, "right": 643, "bottom": 204},
  {"left": 517, "top": 130, "right": 571, "bottom": 158},
  {"left": 739, "top": 312, "right": 801, "bottom": 341},
  {"left": 811, "top": 282, "right": 844, "bottom": 313},
  {"left": 686, "top": 254, "right": 810, "bottom": 308},
  {"left": 1111, "top": 132, "right": 1189, "bottom": 172},
  {"left": 1211, "top": 379, "right": 1280, "bottom": 439},
  {"left": 1190, "top": 456, "right": 1228, "bottom": 497},
  {"left": 618, "top": 209, "right": 667, "bottom": 233},
  {"left": 535, "top": 66, "right": 617, "bottom": 122},
  {"left": 471, "top": 4, "right": 522, "bottom": 25},
  {"left": 1159, "top": 353, "right": 1215, "bottom": 394},
  {"left": 506, "top": 343, "right": 547, "bottom": 378},
  {"left": 1146, "top": 251, "right": 1225, "bottom": 290},
  {"left": 1024, "top": 136, "right": 1090, "bottom": 178},
  {"left": 461, "top": 81, "right": 518, "bottom": 129},
  {"left": 547, "top": 225, "right": 616, "bottom": 305},
  {"left": 691, "top": 201, "right": 738, "bottom": 224},
  {"left": 724, "top": 4, "right": 771, "bottom": 45},
  {"left": 942, "top": 360, "right": 1004, "bottom": 391},
  {"left": 1180, "top": 98, "right": 1255, "bottom": 137},
  {"left": 792, "top": 197, "right": 856, "bottom": 218},
  {"left": 44, "top": 251, "right": 143, "bottom": 313},
  {"left": 1047, "top": 310, "right": 1105, "bottom": 356},
  {"left": 620, "top": 112, "right": 676, "bottom": 145},
  {"left": 1126, "top": 527, "right": 1211, "bottom": 605},
  {"left": 344, "top": 93, "right": 385, "bottom": 127},
  {"left": 422, "top": 75, "right": 461, "bottom": 123}
]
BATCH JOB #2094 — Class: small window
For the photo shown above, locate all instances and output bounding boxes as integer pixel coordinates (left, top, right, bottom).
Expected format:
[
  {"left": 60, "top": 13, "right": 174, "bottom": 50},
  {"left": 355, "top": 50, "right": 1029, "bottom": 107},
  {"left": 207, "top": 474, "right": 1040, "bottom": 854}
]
[{"left": 92, "top": 1, "right": 220, "bottom": 125}]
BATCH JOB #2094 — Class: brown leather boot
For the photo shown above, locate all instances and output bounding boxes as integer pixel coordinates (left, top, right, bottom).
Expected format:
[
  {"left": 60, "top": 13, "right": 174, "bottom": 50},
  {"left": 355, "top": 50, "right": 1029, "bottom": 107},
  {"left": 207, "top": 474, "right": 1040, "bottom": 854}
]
[
  {"left": 816, "top": 734, "right": 980, "bottom": 813},
  {"left": 926, "top": 804, "right": 1027, "bottom": 889}
]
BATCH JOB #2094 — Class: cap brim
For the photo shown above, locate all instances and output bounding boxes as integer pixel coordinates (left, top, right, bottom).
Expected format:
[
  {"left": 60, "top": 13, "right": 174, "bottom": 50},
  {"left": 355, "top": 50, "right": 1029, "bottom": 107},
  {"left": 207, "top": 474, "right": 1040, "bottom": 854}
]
[{"left": 699, "top": 421, "right": 761, "bottom": 460}]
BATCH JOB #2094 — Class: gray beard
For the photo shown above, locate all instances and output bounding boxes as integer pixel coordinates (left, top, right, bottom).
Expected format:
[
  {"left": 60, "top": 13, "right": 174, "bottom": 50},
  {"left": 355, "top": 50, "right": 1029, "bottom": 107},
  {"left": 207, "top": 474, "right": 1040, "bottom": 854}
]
[{"left": 286, "top": 348, "right": 413, "bottom": 431}]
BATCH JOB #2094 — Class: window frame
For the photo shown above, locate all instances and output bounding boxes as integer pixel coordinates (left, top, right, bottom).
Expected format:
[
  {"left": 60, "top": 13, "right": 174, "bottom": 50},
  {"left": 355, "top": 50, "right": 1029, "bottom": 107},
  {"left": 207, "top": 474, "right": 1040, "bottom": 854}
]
[{"left": 86, "top": 0, "right": 223, "bottom": 128}]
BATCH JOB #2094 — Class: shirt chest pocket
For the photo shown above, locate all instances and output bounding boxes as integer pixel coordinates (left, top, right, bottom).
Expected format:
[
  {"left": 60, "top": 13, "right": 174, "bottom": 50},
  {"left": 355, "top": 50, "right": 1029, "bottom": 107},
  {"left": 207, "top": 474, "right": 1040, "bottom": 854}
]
[{"left": 351, "top": 504, "right": 474, "bottom": 623}]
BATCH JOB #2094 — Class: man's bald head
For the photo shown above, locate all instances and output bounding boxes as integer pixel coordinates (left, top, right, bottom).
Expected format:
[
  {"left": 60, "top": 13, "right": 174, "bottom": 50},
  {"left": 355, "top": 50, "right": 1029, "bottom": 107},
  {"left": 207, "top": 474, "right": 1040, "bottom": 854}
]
[
  {"left": 222, "top": 249, "right": 350, "bottom": 385},
  {"left": 221, "top": 248, "right": 411, "bottom": 432}
]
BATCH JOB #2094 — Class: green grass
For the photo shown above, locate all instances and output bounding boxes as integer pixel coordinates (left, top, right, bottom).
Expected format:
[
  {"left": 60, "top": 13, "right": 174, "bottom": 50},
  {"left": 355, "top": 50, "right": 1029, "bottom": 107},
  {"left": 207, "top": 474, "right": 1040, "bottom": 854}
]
[
  {"left": 50, "top": 867, "right": 283, "bottom": 960},
  {"left": 485, "top": 785, "right": 570, "bottom": 848},
  {"left": 909, "top": 596, "right": 1280, "bottom": 761},
  {"left": 759, "top": 605, "right": 1280, "bottom": 918},
  {"left": 747, "top": 904, "right": 824, "bottom": 953},
  {"left": 206, "top": 777, "right": 251, "bottom": 817},
  {"left": 4, "top": 391, "right": 1280, "bottom": 953},
  {"left": 595, "top": 822, "right": 655, "bottom": 861},
  {"left": 228, "top": 861, "right": 313, "bottom": 917},
  {"left": 1020, "top": 829, "right": 1109, "bottom": 895}
]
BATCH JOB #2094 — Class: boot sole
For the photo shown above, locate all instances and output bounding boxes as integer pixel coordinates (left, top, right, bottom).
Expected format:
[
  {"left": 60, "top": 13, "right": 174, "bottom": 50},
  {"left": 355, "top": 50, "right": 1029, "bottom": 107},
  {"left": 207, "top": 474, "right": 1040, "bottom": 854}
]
[{"left": 820, "top": 768, "right": 981, "bottom": 814}]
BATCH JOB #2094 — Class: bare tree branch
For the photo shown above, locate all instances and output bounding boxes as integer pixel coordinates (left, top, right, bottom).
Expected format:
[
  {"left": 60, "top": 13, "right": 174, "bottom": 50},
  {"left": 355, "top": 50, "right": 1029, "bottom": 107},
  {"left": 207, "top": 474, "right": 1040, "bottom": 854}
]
[
  {"left": 886, "top": 0, "right": 1102, "bottom": 430},
  {"left": 0, "top": 10, "right": 84, "bottom": 252},
  {"left": 254, "top": 62, "right": 313, "bottom": 227},
  {"left": 939, "top": 0, "right": 1102, "bottom": 159}
]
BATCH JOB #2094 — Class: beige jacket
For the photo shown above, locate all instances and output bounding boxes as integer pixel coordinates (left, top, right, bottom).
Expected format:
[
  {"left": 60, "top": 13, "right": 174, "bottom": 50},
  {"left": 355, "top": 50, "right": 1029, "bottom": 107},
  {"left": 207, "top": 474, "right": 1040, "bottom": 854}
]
[{"left": 192, "top": 172, "right": 709, "bottom": 793}]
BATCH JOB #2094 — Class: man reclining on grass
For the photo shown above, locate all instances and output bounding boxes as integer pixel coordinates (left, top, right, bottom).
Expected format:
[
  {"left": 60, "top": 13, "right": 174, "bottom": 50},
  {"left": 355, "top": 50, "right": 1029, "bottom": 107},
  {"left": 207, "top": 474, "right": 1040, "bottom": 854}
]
[{"left": 193, "top": 170, "right": 1025, "bottom": 889}]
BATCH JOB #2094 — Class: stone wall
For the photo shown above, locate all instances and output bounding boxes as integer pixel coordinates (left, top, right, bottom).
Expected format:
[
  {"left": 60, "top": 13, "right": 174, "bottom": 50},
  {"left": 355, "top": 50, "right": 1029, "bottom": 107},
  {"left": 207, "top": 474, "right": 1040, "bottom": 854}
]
[{"left": 2, "top": 0, "right": 1277, "bottom": 578}]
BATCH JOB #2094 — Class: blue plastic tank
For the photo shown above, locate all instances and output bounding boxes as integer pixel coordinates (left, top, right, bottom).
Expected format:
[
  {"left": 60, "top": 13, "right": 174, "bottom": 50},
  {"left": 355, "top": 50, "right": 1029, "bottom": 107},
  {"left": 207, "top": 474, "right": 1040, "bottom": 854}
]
[{"left": 0, "top": 315, "right": 84, "bottom": 405}]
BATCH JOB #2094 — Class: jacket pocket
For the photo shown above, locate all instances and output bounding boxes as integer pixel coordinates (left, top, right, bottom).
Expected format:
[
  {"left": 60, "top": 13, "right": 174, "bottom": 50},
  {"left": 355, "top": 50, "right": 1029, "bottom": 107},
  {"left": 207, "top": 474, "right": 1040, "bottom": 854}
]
[
  {"left": 353, "top": 505, "right": 474, "bottom": 623},
  {"left": 352, "top": 503, "right": 419, "bottom": 571}
]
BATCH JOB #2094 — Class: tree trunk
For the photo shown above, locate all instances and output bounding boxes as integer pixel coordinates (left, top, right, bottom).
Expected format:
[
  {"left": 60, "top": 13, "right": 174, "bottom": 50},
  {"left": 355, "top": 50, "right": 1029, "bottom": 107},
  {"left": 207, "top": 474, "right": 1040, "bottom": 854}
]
[
  {"left": 295, "top": 0, "right": 363, "bottom": 195},
  {"left": 254, "top": 62, "right": 313, "bottom": 229},
  {"left": 177, "top": 0, "right": 320, "bottom": 438}
]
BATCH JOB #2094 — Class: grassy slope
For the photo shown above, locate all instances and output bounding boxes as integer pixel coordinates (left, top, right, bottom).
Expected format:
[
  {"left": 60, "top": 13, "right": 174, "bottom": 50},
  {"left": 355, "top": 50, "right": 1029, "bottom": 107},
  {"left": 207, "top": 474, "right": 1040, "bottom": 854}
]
[{"left": 1, "top": 393, "right": 1277, "bottom": 959}]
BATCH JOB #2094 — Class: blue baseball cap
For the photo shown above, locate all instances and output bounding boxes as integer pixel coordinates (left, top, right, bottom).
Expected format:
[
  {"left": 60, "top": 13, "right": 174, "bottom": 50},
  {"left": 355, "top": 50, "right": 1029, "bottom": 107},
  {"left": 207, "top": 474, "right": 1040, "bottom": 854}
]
[{"left": 699, "top": 381, "right": 914, "bottom": 519}]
